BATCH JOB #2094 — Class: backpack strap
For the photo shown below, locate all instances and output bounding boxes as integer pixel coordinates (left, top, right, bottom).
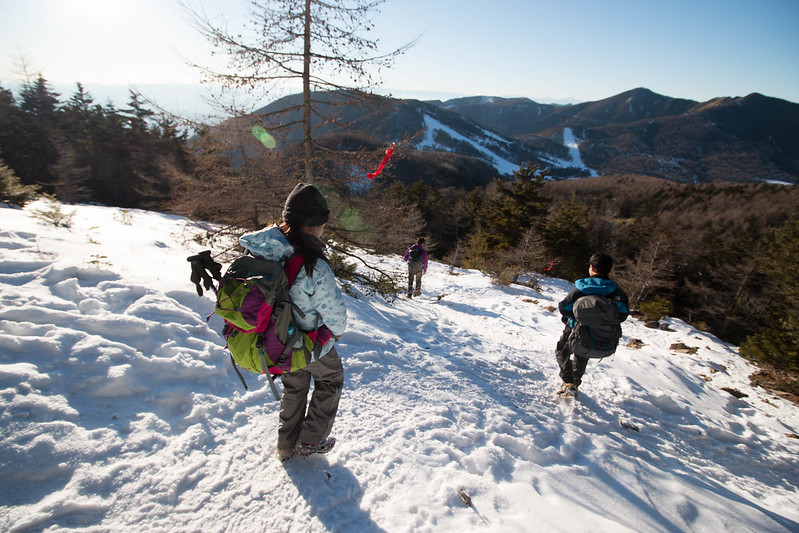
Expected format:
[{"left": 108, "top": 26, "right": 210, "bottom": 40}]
[
  {"left": 283, "top": 254, "right": 304, "bottom": 286},
  {"left": 271, "top": 252, "right": 329, "bottom": 370},
  {"left": 227, "top": 340, "right": 280, "bottom": 398},
  {"left": 253, "top": 253, "right": 308, "bottom": 379},
  {"left": 259, "top": 350, "right": 282, "bottom": 401},
  {"left": 230, "top": 353, "right": 249, "bottom": 391}
]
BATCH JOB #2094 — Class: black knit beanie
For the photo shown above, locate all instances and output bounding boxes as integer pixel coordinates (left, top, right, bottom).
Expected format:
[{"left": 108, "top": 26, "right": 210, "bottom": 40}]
[{"left": 282, "top": 182, "right": 330, "bottom": 227}]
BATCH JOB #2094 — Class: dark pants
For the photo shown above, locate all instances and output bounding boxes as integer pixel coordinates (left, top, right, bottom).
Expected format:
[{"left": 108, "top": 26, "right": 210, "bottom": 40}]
[
  {"left": 277, "top": 347, "right": 343, "bottom": 449},
  {"left": 407, "top": 263, "right": 423, "bottom": 295},
  {"left": 556, "top": 326, "right": 589, "bottom": 387}
]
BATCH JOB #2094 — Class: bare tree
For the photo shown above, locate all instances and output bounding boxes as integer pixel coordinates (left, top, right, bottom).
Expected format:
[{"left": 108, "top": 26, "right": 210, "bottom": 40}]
[
  {"left": 182, "top": 0, "right": 416, "bottom": 181},
  {"left": 616, "top": 233, "right": 675, "bottom": 307}
]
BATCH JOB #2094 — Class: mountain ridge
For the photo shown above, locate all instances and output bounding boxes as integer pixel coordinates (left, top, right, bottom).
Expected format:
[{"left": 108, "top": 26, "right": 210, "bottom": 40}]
[
  {"left": 440, "top": 88, "right": 799, "bottom": 183},
  {"left": 250, "top": 88, "right": 799, "bottom": 185}
]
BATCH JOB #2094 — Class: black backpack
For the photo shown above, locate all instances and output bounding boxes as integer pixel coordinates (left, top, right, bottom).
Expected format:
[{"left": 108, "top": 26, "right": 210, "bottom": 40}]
[
  {"left": 408, "top": 247, "right": 422, "bottom": 263},
  {"left": 567, "top": 294, "right": 622, "bottom": 359}
]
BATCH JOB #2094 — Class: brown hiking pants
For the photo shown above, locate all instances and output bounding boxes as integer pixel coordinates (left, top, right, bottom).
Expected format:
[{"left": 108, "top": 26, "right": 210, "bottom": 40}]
[{"left": 277, "top": 347, "right": 343, "bottom": 449}]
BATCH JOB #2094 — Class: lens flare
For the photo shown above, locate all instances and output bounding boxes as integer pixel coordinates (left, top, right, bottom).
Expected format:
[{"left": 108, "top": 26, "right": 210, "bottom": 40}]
[{"left": 251, "top": 125, "right": 276, "bottom": 149}]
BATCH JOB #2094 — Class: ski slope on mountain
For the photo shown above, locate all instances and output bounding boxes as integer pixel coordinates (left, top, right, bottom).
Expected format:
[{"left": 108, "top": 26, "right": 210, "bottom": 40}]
[
  {"left": 416, "top": 113, "right": 520, "bottom": 176},
  {"left": 1, "top": 201, "right": 798, "bottom": 532}
]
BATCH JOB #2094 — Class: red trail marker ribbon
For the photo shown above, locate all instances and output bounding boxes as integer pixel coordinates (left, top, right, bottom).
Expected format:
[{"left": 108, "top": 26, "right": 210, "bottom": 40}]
[{"left": 367, "top": 144, "right": 396, "bottom": 179}]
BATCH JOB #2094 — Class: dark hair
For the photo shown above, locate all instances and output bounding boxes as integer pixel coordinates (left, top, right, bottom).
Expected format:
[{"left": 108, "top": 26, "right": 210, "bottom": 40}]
[
  {"left": 589, "top": 252, "right": 613, "bottom": 277},
  {"left": 279, "top": 222, "right": 328, "bottom": 277},
  {"left": 416, "top": 237, "right": 425, "bottom": 246}
]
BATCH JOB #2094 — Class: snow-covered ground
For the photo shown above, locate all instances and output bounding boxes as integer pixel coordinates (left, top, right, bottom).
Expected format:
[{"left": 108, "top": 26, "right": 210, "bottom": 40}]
[{"left": 1, "top": 201, "right": 798, "bottom": 532}]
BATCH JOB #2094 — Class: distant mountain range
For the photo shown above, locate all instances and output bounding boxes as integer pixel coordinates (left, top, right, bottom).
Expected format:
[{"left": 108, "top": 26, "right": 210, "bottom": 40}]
[{"left": 253, "top": 88, "right": 799, "bottom": 187}]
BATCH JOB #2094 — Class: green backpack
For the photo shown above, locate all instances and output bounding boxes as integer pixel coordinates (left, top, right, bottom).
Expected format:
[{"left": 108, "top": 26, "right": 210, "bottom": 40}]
[{"left": 215, "top": 254, "right": 333, "bottom": 399}]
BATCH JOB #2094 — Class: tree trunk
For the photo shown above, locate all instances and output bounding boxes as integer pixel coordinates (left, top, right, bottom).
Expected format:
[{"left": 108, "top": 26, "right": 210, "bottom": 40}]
[{"left": 302, "top": 0, "right": 313, "bottom": 183}]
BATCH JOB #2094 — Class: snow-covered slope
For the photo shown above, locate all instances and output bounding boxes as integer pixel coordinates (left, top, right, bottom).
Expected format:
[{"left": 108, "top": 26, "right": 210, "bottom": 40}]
[
  {"left": 415, "top": 112, "right": 521, "bottom": 175},
  {"left": 1, "top": 202, "right": 798, "bottom": 532},
  {"left": 538, "top": 127, "right": 599, "bottom": 176}
]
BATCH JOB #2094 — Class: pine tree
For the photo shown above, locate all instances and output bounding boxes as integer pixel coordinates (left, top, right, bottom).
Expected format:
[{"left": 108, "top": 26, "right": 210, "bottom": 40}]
[
  {"left": 542, "top": 192, "right": 591, "bottom": 281},
  {"left": 55, "top": 83, "right": 97, "bottom": 203},
  {"left": 433, "top": 188, "right": 474, "bottom": 259},
  {"left": 470, "top": 163, "right": 550, "bottom": 251},
  {"left": 490, "top": 163, "right": 551, "bottom": 248},
  {"left": 17, "top": 75, "right": 62, "bottom": 189},
  {"left": 0, "top": 84, "right": 28, "bottom": 180},
  {"left": 89, "top": 101, "right": 129, "bottom": 205},
  {"left": 121, "top": 90, "right": 166, "bottom": 207},
  {"left": 740, "top": 218, "right": 799, "bottom": 375},
  {"left": 458, "top": 164, "right": 551, "bottom": 277},
  {"left": 463, "top": 226, "right": 500, "bottom": 271},
  {"left": 51, "top": 142, "right": 92, "bottom": 203},
  {"left": 0, "top": 158, "right": 39, "bottom": 206}
]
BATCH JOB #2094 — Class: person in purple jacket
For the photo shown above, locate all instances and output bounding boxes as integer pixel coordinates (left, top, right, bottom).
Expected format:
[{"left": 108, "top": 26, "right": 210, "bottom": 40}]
[{"left": 402, "top": 237, "right": 428, "bottom": 298}]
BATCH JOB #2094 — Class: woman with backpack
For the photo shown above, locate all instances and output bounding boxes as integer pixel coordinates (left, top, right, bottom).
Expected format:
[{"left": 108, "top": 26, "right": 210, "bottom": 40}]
[
  {"left": 402, "top": 237, "right": 428, "bottom": 298},
  {"left": 238, "top": 182, "right": 347, "bottom": 461}
]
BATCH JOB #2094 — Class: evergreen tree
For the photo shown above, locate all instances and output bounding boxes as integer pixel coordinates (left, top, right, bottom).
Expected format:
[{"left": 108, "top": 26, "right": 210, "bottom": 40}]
[
  {"left": 740, "top": 218, "right": 799, "bottom": 375},
  {"left": 0, "top": 77, "right": 193, "bottom": 209},
  {"left": 121, "top": 90, "right": 166, "bottom": 207},
  {"left": 542, "top": 192, "right": 591, "bottom": 281},
  {"left": 64, "top": 83, "right": 94, "bottom": 123},
  {"left": 154, "top": 115, "right": 190, "bottom": 170},
  {"left": 17, "top": 75, "right": 62, "bottom": 189},
  {"left": 90, "top": 100, "right": 130, "bottom": 205},
  {"left": 56, "top": 83, "right": 97, "bottom": 203},
  {"left": 463, "top": 225, "right": 500, "bottom": 271},
  {"left": 491, "top": 163, "right": 551, "bottom": 248},
  {"left": 51, "top": 141, "right": 92, "bottom": 203},
  {"left": 407, "top": 181, "right": 442, "bottom": 222},
  {"left": 0, "top": 158, "right": 39, "bottom": 206},
  {"left": 468, "top": 163, "right": 550, "bottom": 251},
  {"left": 434, "top": 187, "right": 473, "bottom": 259},
  {"left": 460, "top": 164, "right": 551, "bottom": 275},
  {"left": 123, "top": 90, "right": 155, "bottom": 133},
  {"left": 0, "top": 83, "right": 27, "bottom": 179}
]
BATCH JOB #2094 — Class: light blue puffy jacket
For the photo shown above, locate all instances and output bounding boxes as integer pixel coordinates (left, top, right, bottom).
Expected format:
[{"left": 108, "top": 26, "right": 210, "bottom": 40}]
[{"left": 239, "top": 226, "right": 347, "bottom": 358}]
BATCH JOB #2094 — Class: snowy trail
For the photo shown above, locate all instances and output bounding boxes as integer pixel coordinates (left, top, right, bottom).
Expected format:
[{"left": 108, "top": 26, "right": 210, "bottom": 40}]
[{"left": 1, "top": 202, "right": 798, "bottom": 532}]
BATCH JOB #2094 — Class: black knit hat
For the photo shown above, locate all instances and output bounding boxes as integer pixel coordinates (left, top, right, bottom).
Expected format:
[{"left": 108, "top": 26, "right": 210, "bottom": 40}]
[{"left": 282, "top": 182, "right": 330, "bottom": 227}]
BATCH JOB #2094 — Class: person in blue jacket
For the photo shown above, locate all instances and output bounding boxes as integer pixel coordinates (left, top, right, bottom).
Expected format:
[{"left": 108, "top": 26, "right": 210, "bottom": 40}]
[
  {"left": 239, "top": 182, "right": 347, "bottom": 461},
  {"left": 556, "top": 253, "right": 629, "bottom": 396}
]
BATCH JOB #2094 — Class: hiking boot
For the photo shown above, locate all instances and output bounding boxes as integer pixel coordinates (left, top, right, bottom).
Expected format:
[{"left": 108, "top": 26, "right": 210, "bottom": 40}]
[
  {"left": 557, "top": 383, "right": 578, "bottom": 397},
  {"left": 296, "top": 437, "right": 336, "bottom": 457},
  {"left": 276, "top": 446, "right": 295, "bottom": 462},
  {"left": 413, "top": 289, "right": 421, "bottom": 297}
]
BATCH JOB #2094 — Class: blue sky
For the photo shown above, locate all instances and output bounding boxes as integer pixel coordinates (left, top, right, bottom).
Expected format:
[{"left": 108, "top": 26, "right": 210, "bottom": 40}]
[{"left": 1, "top": 0, "right": 797, "bottom": 114}]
